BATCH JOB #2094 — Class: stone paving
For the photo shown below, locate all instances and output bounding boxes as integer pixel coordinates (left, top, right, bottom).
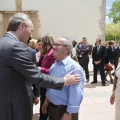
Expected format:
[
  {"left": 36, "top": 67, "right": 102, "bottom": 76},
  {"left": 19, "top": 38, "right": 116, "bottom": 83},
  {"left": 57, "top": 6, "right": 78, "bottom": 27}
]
[
  {"left": 32, "top": 58, "right": 115, "bottom": 120},
  {"left": 78, "top": 77, "right": 115, "bottom": 120}
]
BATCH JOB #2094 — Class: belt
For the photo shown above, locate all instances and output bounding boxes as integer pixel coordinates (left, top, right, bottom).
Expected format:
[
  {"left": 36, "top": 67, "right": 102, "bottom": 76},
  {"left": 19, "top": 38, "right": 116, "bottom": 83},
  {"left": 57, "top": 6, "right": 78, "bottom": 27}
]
[{"left": 49, "top": 102, "right": 67, "bottom": 108}]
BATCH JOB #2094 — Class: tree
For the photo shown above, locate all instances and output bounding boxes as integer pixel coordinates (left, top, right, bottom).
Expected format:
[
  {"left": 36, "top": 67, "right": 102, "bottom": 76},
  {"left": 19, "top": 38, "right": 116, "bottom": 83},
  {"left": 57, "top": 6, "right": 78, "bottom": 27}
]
[
  {"left": 108, "top": 0, "right": 120, "bottom": 24},
  {"left": 106, "top": 23, "right": 120, "bottom": 42}
]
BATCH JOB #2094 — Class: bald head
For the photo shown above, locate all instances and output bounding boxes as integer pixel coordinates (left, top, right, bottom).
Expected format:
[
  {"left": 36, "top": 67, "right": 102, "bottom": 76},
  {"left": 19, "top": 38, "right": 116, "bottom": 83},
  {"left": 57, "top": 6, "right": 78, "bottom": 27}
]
[{"left": 56, "top": 37, "right": 73, "bottom": 55}]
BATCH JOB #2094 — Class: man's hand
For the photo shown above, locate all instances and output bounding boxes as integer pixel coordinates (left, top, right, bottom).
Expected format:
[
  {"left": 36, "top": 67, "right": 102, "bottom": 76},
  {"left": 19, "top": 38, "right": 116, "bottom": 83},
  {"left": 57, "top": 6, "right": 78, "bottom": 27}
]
[
  {"left": 94, "top": 61, "right": 98, "bottom": 65},
  {"left": 110, "top": 93, "right": 115, "bottom": 105},
  {"left": 61, "top": 113, "right": 72, "bottom": 120},
  {"left": 42, "top": 98, "right": 49, "bottom": 114},
  {"left": 42, "top": 102, "right": 48, "bottom": 114},
  {"left": 64, "top": 71, "right": 81, "bottom": 86},
  {"left": 34, "top": 97, "right": 40, "bottom": 105},
  {"left": 98, "top": 60, "right": 101, "bottom": 64}
]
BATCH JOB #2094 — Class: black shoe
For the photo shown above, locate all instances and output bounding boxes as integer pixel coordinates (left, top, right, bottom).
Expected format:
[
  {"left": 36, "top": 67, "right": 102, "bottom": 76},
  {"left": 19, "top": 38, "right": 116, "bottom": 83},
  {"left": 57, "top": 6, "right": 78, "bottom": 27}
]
[
  {"left": 105, "top": 79, "right": 108, "bottom": 81},
  {"left": 86, "top": 80, "right": 89, "bottom": 83},
  {"left": 86, "top": 79, "right": 89, "bottom": 83},
  {"left": 102, "top": 83, "right": 105, "bottom": 86},
  {"left": 91, "top": 81, "right": 97, "bottom": 84}
]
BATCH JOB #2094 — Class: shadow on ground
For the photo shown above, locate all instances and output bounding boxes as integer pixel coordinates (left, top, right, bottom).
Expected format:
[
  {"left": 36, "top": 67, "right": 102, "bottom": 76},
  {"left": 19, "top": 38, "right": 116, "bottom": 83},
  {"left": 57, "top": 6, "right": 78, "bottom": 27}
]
[{"left": 84, "top": 81, "right": 112, "bottom": 88}]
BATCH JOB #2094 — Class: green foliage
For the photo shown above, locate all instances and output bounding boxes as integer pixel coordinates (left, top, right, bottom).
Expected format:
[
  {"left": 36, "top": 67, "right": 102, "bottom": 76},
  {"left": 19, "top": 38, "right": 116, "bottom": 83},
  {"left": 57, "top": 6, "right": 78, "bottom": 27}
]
[
  {"left": 108, "top": 0, "right": 120, "bottom": 23},
  {"left": 106, "top": 23, "right": 120, "bottom": 41},
  {"left": 106, "top": 0, "right": 120, "bottom": 41},
  {"left": 105, "top": 35, "right": 115, "bottom": 41}
]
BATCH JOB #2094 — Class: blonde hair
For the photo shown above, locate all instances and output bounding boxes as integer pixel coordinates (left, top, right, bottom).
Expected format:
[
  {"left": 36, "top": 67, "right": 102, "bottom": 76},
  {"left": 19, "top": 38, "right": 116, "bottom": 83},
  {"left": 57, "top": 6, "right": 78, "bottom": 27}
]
[
  {"left": 109, "top": 40, "right": 115, "bottom": 45},
  {"left": 29, "top": 39, "right": 37, "bottom": 49}
]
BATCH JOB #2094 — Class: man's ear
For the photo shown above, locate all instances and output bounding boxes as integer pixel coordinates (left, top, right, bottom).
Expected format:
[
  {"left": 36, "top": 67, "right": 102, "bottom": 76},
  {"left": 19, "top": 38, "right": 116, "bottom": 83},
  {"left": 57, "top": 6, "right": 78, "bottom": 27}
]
[
  {"left": 66, "top": 47, "right": 69, "bottom": 54},
  {"left": 18, "top": 22, "right": 25, "bottom": 30}
]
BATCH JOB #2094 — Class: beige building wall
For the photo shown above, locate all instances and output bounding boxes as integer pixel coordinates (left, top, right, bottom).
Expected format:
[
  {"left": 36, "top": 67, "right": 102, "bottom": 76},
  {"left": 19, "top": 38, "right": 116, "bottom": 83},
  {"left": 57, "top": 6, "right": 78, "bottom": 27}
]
[{"left": 0, "top": 0, "right": 106, "bottom": 44}]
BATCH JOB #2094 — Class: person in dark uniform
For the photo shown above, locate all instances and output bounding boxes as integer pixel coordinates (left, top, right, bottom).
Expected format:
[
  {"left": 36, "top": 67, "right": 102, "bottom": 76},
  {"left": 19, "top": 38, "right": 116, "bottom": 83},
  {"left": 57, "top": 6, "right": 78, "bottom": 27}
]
[
  {"left": 0, "top": 13, "right": 81, "bottom": 120},
  {"left": 105, "top": 41, "right": 115, "bottom": 83},
  {"left": 76, "top": 37, "right": 90, "bottom": 83},
  {"left": 91, "top": 39, "right": 106, "bottom": 86},
  {"left": 114, "top": 42, "right": 120, "bottom": 69}
]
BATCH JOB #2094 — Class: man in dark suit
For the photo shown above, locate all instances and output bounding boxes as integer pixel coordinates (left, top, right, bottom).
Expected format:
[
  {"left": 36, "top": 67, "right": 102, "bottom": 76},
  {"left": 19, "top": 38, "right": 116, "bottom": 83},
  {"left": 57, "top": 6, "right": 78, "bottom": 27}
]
[
  {"left": 114, "top": 42, "right": 120, "bottom": 69},
  {"left": 91, "top": 39, "right": 106, "bottom": 86},
  {"left": 26, "top": 46, "right": 40, "bottom": 118},
  {"left": 0, "top": 13, "right": 81, "bottom": 120},
  {"left": 76, "top": 37, "right": 90, "bottom": 83}
]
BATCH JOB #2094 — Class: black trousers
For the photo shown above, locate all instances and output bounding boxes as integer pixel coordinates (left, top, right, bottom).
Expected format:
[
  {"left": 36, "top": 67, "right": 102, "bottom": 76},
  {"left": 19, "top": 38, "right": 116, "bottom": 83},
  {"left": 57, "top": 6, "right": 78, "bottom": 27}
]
[
  {"left": 78, "top": 58, "right": 89, "bottom": 80},
  {"left": 48, "top": 102, "right": 78, "bottom": 120},
  {"left": 93, "top": 63, "right": 105, "bottom": 83},
  {"left": 28, "top": 94, "right": 33, "bottom": 119},
  {"left": 39, "top": 88, "right": 48, "bottom": 120}
]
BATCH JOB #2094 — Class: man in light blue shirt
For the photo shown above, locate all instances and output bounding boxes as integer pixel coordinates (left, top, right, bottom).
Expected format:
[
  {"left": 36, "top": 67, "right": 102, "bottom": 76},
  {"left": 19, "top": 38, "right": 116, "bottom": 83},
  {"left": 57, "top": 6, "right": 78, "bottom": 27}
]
[{"left": 42, "top": 37, "right": 84, "bottom": 120}]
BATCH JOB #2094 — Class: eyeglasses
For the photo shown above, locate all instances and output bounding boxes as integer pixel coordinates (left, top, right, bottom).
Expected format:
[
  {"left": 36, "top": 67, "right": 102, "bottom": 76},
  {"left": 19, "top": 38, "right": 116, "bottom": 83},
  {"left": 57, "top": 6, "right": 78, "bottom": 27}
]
[{"left": 53, "top": 43, "right": 68, "bottom": 47}]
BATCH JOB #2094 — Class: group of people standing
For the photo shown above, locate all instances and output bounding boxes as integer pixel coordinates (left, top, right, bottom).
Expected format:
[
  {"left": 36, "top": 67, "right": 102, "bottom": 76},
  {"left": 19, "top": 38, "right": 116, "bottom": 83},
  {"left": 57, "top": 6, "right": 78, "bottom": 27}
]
[
  {"left": 71, "top": 37, "right": 120, "bottom": 120},
  {"left": 0, "top": 12, "right": 120, "bottom": 120},
  {"left": 73, "top": 38, "right": 120, "bottom": 87},
  {"left": 28, "top": 35, "right": 84, "bottom": 120},
  {"left": 0, "top": 12, "right": 84, "bottom": 120},
  {"left": 72, "top": 37, "right": 120, "bottom": 120}
]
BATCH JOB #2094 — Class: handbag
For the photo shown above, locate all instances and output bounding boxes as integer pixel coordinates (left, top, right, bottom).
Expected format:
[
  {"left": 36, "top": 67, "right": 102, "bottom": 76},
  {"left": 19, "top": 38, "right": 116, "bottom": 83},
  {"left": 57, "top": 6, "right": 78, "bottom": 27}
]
[{"left": 105, "top": 63, "right": 114, "bottom": 71}]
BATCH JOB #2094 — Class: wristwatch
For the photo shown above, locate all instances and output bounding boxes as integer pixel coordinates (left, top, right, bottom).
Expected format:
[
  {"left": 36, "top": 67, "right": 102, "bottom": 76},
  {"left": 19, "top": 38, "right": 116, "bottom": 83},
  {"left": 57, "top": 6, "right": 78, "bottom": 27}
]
[{"left": 66, "top": 112, "right": 72, "bottom": 116}]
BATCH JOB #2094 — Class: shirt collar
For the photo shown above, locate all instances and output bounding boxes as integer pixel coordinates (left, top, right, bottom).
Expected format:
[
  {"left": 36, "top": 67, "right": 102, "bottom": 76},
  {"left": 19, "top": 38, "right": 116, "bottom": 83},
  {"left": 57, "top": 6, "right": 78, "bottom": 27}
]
[
  {"left": 7, "top": 32, "right": 19, "bottom": 41},
  {"left": 55, "top": 56, "right": 71, "bottom": 66}
]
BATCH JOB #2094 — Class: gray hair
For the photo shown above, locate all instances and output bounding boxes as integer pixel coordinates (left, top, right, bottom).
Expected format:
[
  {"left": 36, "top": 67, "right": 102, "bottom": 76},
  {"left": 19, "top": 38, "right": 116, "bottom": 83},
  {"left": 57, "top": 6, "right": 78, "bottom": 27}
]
[
  {"left": 7, "top": 13, "right": 31, "bottom": 31},
  {"left": 62, "top": 37, "right": 73, "bottom": 55}
]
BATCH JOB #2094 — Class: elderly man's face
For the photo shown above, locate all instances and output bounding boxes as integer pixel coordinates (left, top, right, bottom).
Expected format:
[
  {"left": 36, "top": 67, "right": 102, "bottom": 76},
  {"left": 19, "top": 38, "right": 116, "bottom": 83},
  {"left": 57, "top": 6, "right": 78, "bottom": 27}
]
[
  {"left": 53, "top": 38, "right": 68, "bottom": 62},
  {"left": 19, "top": 20, "right": 33, "bottom": 44}
]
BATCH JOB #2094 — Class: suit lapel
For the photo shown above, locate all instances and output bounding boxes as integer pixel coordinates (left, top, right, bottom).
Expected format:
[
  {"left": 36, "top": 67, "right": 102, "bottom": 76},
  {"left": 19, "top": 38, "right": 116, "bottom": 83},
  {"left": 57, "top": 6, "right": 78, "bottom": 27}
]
[{"left": 84, "top": 44, "right": 87, "bottom": 48}]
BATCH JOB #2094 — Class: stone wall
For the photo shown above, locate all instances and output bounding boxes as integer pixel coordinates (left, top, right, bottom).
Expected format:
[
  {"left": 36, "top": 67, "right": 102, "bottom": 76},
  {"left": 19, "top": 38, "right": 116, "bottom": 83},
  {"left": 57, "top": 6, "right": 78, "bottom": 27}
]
[
  {"left": 0, "top": 11, "right": 40, "bottom": 39},
  {"left": 0, "top": 0, "right": 106, "bottom": 43},
  {"left": 98, "top": 0, "right": 106, "bottom": 41}
]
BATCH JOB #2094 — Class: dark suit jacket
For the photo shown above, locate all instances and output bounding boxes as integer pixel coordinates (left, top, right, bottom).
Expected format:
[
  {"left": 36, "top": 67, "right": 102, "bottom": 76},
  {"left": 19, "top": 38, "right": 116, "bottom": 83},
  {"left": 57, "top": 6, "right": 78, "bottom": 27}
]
[
  {"left": 114, "top": 46, "right": 120, "bottom": 61},
  {"left": 106, "top": 46, "right": 115, "bottom": 64},
  {"left": 26, "top": 46, "right": 40, "bottom": 99},
  {"left": 114, "top": 46, "right": 120, "bottom": 68},
  {"left": 0, "top": 33, "right": 64, "bottom": 120},
  {"left": 25, "top": 46, "right": 40, "bottom": 117},
  {"left": 92, "top": 45, "right": 106, "bottom": 64},
  {"left": 76, "top": 44, "right": 90, "bottom": 62}
]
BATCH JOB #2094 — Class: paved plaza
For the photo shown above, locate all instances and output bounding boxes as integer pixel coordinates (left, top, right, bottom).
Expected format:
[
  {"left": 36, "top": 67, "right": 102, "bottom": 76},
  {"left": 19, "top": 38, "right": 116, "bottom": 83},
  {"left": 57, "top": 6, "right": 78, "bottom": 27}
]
[{"left": 32, "top": 58, "right": 115, "bottom": 120}]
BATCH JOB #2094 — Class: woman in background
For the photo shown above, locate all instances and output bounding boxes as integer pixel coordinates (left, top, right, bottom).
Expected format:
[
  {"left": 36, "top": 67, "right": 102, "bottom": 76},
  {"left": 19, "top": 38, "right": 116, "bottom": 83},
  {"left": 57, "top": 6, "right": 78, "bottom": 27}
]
[
  {"left": 105, "top": 41, "right": 115, "bottom": 83},
  {"left": 38, "top": 34, "right": 56, "bottom": 120},
  {"left": 36, "top": 38, "right": 42, "bottom": 63},
  {"left": 71, "top": 40, "right": 78, "bottom": 62}
]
